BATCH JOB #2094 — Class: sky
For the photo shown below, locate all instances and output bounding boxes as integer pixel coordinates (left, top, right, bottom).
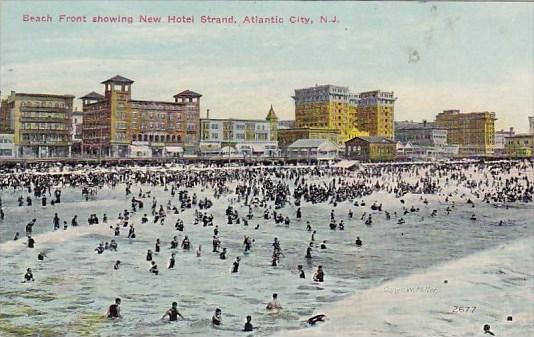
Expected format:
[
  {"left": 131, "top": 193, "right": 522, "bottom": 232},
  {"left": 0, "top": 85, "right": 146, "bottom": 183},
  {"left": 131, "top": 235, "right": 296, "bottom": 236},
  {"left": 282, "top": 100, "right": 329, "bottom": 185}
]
[{"left": 1, "top": 1, "right": 533, "bottom": 132}]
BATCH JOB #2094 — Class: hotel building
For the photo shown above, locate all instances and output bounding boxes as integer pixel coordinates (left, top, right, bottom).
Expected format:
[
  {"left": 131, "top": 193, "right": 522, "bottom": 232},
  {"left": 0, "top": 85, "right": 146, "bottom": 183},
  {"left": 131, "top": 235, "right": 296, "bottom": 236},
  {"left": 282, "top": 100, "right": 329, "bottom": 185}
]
[
  {"left": 81, "top": 75, "right": 201, "bottom": 157},
  {"left": 1, "top": 91, "right": 74, "bottom": 157},
  {"left": 434, "top": 110, "right": 496, "bottom": 156}
]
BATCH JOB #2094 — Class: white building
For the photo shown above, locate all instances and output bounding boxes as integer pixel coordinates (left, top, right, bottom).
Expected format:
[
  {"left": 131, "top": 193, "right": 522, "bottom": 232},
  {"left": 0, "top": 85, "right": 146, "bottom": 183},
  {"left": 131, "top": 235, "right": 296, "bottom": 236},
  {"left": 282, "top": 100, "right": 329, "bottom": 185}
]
[
  {"left": 287, "top": 139, "right": 338, "bottom": 160},
  {"left": 0, "top": 133, "right": 15, "bottom": 158},
  {"left": 495, "top": 127, "right": 515, "bottom": 155},
  {"left": 200, "top": 117, "right": 278, "bottom": 157}
]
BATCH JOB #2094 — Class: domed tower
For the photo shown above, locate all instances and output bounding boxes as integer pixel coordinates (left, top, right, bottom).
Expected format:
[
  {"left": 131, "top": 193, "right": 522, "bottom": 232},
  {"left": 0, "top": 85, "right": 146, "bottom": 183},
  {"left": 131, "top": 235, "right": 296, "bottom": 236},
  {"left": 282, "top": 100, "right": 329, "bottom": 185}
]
[{"left": 265, "top": 104, "right": 278, "bottom": 141}]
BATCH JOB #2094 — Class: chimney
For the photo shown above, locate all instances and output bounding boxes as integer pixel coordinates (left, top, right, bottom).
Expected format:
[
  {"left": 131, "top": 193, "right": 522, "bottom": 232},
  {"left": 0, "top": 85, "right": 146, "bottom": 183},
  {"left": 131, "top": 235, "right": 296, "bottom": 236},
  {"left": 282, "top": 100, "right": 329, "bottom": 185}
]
[{"left": 206, "top": 109, "right": 210, "bottom": 119}]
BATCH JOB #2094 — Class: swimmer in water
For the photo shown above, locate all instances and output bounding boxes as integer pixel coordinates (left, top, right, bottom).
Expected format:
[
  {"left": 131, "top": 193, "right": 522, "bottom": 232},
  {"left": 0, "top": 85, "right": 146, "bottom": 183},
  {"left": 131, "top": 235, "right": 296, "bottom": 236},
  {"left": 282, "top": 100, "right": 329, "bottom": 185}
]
[
  {"left": 483, "top": 324, "right": 495, "bottom": 336},
  {"left": 161, "top": 301, "right": 184, "bottom": 321},
  {"left": 212, "top": 308, "right": 222, "bottom": 326},
  {"left": 355, "top": 236, "right": 362, "bottom": 246},
  {"left": 23, "top": 268, "right": 34, "bottom": 282},
  {"left": 243, "top": 315, "right": 255, "bottom": 331},
  {"left": 297, "top": 265, "right": 305, "bottom": 278},
  {"left": 106, "top": 298, "right": 122, "bottom": 319},
  {"left": 231, "top": 257, "right": 240, "bottom": 273},
  {"left": 196, "top": 244, "right": 202, "bottom": 257},
  {"left": 266, "top": 293, "right": 282, "bottom": 310},
  {"left": 149, "top": 261, "right": 159, "bottom": 275},
  {"left": 305, "top": 242, "right": 313, "bottom": 259},
  {"left": 168, "top": 253, "right": 176, "bottom": 269},
  {"left": 27, "top": 236, "right": 35, "bottom": 248},
  {"left": 313, "top": 265, "right": 325, "bottom": 282},
  {"left": 307, "top": 314, "right": 327, "bottom": 325},
  {"left": 114, "top": 260, "right": 120, "bottom": 270}
]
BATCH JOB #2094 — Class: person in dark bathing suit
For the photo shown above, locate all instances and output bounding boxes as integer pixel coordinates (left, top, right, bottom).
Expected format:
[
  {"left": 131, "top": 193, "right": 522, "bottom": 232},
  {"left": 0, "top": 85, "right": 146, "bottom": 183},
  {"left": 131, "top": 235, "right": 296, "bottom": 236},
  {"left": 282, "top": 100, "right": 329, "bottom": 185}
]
[
  {"left": 161, "top": 301, "right": 184, "bottom": 321},
  {"left": 212, "top": 308, "right": 222, "bottom": 326},
  {"left": 107, "top": 298, "right": 122, "bottom": 319}
]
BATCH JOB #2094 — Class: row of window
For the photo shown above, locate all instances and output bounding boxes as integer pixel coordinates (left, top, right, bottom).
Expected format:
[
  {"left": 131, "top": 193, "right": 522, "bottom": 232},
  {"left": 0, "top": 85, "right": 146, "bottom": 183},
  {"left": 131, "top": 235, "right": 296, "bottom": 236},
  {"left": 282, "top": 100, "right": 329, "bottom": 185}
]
[
  {"left": 21, "top": 134, "right": 68, "bottom": 142},
  {"left": 22, "top": 112, "right": 66, "bottom": 119},
  {"left": 20, "top": 101, "right": 69, "bottom": 108},
  {"left": 132, "top": 134, "right": 182, "bottom": 142},
  {"left": 21, "top": 123, "right": 68, "bottom": 130}
]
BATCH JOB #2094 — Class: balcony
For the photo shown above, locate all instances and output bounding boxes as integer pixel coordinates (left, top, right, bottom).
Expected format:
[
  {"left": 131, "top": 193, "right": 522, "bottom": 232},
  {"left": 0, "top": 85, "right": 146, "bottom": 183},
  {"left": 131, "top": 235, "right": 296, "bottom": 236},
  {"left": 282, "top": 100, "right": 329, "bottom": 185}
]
[
  {"left": 21, "top": 140, "right": 70, "bottom": 146},
  {"left": 20, "top": 115, "right": 69, "bottom": 122},
  {"left": 20, "top": 106, "right": 70, "bottom": 112},
  {"left": 20, "top": 128, "right": 69, "bottom": 134}
]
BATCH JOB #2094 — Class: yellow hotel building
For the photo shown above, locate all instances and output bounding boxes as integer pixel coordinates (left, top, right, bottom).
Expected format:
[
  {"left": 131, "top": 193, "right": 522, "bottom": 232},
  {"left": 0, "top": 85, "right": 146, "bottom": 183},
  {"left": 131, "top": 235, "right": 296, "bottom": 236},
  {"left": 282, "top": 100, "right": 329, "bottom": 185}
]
[
  {"left": 357, "top": 90, "right": 396, "bottom": 139},
  {"left": 292, "top": 85, "right": 368, "bottom": 143},
  {"left": 434, "top": 109, "right": 496, "bottom": 155}
]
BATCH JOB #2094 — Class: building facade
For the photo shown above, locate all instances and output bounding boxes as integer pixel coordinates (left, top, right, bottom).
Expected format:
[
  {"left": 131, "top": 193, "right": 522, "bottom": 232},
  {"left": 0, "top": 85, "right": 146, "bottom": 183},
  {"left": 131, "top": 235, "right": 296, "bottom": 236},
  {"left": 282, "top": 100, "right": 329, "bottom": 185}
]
[
  {"left": 1, "top": 91, "right": 74, "bottom": 158},
  {"left": 345, "top": 136, "right": 396, "bottom": 161},
  {"left": 495, "top": 127, "right": 515, "bottom": 155},
  {"left": 278, "top": 127, "right": 340, "bottom": 152},
  {"left": 0, "top": 133, "right": 15, "bottom": 158},
  {"left": 293, "top": 85, "right": 365, "bottom": 142},
  {"left": 278, "top": 120, "right": 295, "bottom": 129},
  {"left": 434, "top": 110, "right": 496, "bottom": 156},
  {"left": 505, "top": 134, "right": 534, "bottom": 157},
  {"left": 71, "top": 108, "right": 83, "bottom": 156},
  {"left": 395, "top": 120, "right": 448, "bottom": 146},
  {"left": 81, "top": 75, "right": 201, "bottom": 157},
  {"left": 199, "top": 108, "right": 278, "bottom": 157},
  {"left": 287, "top": 139, "right": 338, "bottom": 161},
  {"left": 529, "top": 116, "right": 534, "bottom": 135},
  {"left": 357, "top": 90, "right": 396, "bottom": 139}
]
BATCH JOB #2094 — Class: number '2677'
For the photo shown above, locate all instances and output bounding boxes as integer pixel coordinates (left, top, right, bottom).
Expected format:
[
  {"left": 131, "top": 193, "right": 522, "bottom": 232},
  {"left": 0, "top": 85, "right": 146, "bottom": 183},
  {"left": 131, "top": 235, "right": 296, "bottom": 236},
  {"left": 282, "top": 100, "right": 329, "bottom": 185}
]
[{"left": 452, "top": 306, "right": 477, "bottom": 313}]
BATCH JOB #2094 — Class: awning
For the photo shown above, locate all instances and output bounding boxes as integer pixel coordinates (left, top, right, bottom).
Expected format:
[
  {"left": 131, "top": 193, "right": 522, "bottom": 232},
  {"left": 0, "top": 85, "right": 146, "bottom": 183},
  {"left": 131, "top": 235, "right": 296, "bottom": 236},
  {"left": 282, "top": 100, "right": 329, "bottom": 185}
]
[{"left": 165, "top": 146, "right": 183, "bottom": 153}]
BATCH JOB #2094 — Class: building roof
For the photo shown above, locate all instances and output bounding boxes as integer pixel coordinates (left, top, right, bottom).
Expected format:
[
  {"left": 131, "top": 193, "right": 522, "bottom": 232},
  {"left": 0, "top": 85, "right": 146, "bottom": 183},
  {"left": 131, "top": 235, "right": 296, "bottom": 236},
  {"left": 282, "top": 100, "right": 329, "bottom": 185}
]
[
  {"left": 506, "top": 133, "right": 534, "bottom": 139},
  {"left": 101, "top": 75, "right": 134, "bottom": 84},
  {"left": 288, "top": 138, "right": 335, "bottom": 149},
  {"left": 265, "top": 104, "right": 278, "bottom": 121},
  {"left": 12, "top": 93, "right": 75, "bottom": 99},
  {"left": 278, "top": 127, "right": 340, "bottom": 133},
  {"left": 79, "top": 91, "right": 105, "bottom": 100},
  {"left": 347, "top": 136, "right": 396, "bottom": 144},
  {"left": 395, "top": 121, "right": 445, "bottom": 130},
  {"left": 200, "top": 118, "right": 269, "bottom": 123},
  {"left": 173, "top": 90, "right": 202, "bottom": 98}
]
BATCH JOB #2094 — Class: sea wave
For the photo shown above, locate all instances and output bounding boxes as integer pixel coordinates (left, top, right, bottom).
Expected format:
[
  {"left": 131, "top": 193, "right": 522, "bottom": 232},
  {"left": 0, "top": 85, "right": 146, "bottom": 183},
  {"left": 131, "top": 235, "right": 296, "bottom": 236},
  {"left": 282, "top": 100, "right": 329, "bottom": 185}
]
[{"left": 273, "top": 236, "right": 534, "bottom": 337}]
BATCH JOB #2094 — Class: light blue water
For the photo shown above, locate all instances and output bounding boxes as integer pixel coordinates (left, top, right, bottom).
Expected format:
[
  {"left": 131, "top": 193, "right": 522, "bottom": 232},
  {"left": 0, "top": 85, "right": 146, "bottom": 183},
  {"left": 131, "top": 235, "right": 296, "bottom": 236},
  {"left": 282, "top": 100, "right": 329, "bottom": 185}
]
[{"left": 0, "top": 163, "right": 532, "bottom": 337}]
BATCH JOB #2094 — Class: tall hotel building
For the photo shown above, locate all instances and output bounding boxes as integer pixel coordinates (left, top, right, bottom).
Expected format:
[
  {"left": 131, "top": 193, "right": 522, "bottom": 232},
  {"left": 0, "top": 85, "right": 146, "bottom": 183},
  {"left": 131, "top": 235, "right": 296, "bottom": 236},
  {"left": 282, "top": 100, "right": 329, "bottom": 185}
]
[
  {"left": 357, "top": 90, "right": 396, "bottom": 139},
  {"left": 1, "top": 91, "right": 74, "bottom": 157},
  {"left": 81, "top": 75, "right": 201, "bottom": 157},
  {"left": 293, "top": 85, "right": 363, "bottom": 143},
  {"left": 434, "top": 109, "right": 496, "bottom": 155}
]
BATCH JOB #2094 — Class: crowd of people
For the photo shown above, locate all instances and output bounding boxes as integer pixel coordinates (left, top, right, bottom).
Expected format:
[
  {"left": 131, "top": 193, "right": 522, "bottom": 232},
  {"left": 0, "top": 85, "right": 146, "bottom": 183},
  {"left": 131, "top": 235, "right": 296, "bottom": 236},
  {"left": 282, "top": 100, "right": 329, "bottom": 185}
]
[{"left": 1, "top": 158, "right": 532, "bottom": 333}]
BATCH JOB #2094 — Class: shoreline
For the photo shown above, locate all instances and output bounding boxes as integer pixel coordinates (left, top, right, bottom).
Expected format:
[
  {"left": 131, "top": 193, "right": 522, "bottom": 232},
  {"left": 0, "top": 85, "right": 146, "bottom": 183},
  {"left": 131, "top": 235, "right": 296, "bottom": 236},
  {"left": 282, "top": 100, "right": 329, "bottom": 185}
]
[{"left": 274, "top": 236, "right": 534, "bottom": 337}]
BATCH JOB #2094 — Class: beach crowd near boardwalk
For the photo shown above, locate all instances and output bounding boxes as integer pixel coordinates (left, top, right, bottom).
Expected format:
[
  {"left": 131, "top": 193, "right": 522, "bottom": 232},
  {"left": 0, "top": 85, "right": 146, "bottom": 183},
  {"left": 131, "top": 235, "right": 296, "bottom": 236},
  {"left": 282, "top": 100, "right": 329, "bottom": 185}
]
[{"left": 0, "top": 159, "right": 532, "bottom": 337}]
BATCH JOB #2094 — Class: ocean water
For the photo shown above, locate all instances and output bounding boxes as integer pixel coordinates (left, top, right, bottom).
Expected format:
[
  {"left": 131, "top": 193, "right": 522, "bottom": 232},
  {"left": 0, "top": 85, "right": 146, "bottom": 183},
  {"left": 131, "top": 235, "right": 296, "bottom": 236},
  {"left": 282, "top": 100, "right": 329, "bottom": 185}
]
[{"left": 0, "top": 163, "right": 532, "bottom": 337}]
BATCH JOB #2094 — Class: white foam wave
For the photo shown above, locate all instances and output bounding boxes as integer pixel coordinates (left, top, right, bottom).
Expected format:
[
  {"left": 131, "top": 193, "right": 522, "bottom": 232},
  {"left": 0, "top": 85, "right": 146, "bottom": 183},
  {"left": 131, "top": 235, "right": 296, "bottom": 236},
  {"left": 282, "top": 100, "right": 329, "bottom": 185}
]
[{"left": 273, "top": 237, "right": 534, "bottom": 337}]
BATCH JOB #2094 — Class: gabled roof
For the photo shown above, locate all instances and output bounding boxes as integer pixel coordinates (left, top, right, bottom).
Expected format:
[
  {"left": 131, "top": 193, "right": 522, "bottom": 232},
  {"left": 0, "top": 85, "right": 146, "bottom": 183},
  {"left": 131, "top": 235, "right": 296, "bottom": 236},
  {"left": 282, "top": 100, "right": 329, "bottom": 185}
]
[
  {"left": 79, "top": 91, "right": 105, "bottom": 100},
  {"left": 288, "top": 138, "right": 336, "bottom": 149},
  {"left": 101, "top": 75, "right": 134, "bottom": 84},
  {"left": 173, "top": 90, "right": 202, "bottom": 98},
  {"left": 347, "top": 136, "right": 396, "bottom": 144}
]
